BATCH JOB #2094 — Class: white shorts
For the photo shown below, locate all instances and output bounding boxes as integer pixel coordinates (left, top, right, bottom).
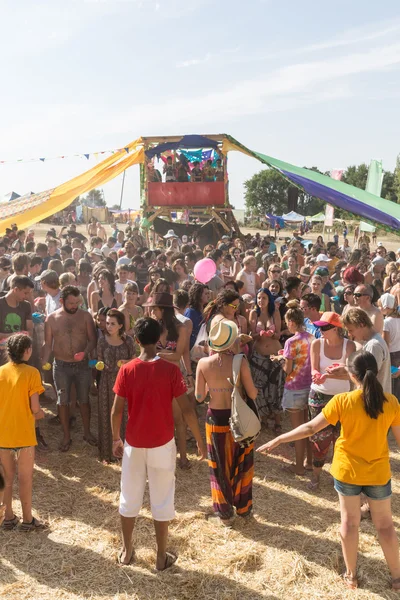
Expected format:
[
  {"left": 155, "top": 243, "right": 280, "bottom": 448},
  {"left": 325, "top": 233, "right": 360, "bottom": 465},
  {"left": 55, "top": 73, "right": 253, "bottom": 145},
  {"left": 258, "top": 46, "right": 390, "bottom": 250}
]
[{"left": 119, "top": 438, "right": 176, "bottom": 521}]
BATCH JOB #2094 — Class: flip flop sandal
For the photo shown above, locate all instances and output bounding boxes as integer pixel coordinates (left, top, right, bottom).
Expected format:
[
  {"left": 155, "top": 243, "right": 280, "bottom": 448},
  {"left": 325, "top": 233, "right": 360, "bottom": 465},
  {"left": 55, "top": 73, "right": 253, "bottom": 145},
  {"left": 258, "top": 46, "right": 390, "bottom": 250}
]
[
  {"left": 392, "top": 577, "right": 400, "bottom": 590},
  {"left": 83, "top": 436, "right": 97, "bottom": 447},
  {"left": 117, "top": 549, "right": 135, "bottom": 566},
  {"left": 20, "top": 517, "right": 47, "bottom": 532},
  {"left": 342, "top": 573, "right": 358, "bottom": 589},
  {"left": 59, "top": 439, "right": 72, "bottom": 453},
  {"left": 2, "top": 515, "right": 20, "bottom": 530},
  {"left": 307, "top": 480, "right": 320, "bottom": 491},
  {"left": 156, "top": 552, "right": 177, "bottom": 572},
  {"left": 281, "top": 463, "right": 305, "bottom": 476}
]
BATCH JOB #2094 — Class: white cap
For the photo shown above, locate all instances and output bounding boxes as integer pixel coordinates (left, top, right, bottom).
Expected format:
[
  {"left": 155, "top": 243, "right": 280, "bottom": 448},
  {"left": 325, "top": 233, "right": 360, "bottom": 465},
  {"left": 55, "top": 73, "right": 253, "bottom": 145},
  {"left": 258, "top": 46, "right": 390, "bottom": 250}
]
[
  {"left": 117, "top": 257, "right": 131, "bottom": 266},
  {"left": 317, "top": 253, "right": 331, "bottom": 263},
  {"left": 381, "top": 293, "right": 395, "bottom": 310},
  {"left": 377, "top": 242, "right": 383, "bottom": 246}
]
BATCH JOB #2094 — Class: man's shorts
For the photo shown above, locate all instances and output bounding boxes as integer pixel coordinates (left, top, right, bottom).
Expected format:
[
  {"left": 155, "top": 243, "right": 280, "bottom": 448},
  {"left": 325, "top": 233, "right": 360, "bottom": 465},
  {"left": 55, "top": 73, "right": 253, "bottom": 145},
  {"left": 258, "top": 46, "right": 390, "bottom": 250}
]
[
  {"left": 119, "top": 438, "right": 176, "bottom": 521},
  {"left": 53, "top": 359, "right": 91, "bottom": 406},
  {"left": 334, "top": 478, "right": 392, "bottom": 500}
]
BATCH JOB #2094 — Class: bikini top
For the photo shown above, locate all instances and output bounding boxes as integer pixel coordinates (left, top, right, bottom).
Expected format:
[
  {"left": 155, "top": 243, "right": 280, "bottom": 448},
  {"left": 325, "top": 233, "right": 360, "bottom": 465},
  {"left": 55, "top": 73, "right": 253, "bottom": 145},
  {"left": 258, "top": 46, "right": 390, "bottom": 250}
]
[{"left": 156, "top": 339, "right": 177, "bottom": 351}]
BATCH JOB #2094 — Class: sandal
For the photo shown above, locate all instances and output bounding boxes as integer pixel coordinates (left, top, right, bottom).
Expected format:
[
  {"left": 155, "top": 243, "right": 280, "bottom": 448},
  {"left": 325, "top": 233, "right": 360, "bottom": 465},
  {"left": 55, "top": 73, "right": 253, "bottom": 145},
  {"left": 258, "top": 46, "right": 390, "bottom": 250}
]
[
  {"left": 83, "top": 436, "right": 97, "bottom": 447},
  {"left": 2, "top": 515, "right": 20, "bottom": 530},
  {"left": 392, "top": 577, "right": 400, "bottom": 590},
  {"left": 156, "top": 552, "right": 177, "bottom": 571},
  {"left": 59, "top": 439, "right": 72, "bottom": 452},
  {"left": 307, "top": 479, "right": 320, "bottom": 491},
  {"left": 20, "top": 517, "right": 46, "bottom": 532},
  {"left": 342, "top": 573, "right": 358, "bottom": 589},
  {"left": 117, "top": 548, "right": 135, "bottom": 566}
]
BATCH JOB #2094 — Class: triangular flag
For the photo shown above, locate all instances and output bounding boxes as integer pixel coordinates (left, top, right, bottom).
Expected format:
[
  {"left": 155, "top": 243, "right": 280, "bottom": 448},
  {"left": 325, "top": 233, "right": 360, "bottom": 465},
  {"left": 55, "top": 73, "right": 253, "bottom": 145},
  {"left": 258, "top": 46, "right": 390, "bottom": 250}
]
[
  {"left": 84, "top": 154, "right": 89, "bottom": 160},
  {"left": 40, "top": 158, "right": 45, "bottom": 162},
  {"left": 124, "top": 147, "right": 130, "bottom": 153}
]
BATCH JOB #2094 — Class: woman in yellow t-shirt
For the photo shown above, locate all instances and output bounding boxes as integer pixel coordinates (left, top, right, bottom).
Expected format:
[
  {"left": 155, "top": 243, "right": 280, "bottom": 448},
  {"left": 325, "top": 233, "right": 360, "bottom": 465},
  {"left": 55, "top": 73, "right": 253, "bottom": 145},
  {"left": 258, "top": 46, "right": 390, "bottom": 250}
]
[
  {"left": 0, "top": 334, "right": 45, "bottom": 532},
  {"left": 257, "top": 350, "right": 400, "bottom": 592}
]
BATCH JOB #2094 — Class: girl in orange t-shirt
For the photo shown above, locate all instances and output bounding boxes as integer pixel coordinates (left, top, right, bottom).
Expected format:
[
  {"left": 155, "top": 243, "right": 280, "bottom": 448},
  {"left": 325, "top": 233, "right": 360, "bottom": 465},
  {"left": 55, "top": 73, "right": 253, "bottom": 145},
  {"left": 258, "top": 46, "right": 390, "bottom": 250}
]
[
  {"left": 257, "top": 350, "right": 400, "bottom": 592},
  {"left": 0, "top": 334, "right": 45, "bottom": 532}
]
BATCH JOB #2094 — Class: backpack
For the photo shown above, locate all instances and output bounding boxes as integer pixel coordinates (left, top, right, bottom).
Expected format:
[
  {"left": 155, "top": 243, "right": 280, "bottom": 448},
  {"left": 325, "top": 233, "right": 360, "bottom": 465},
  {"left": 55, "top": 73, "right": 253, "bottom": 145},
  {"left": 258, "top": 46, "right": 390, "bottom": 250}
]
[{"left": 228, "top": 354, "right": 261, "bottom": 447}]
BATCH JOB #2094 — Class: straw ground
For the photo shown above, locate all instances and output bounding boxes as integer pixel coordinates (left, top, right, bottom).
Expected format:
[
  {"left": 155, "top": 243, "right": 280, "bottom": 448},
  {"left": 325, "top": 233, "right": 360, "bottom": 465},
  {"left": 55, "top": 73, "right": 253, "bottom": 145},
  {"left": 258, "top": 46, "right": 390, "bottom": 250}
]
[{"left": 1, "top": 395, "right": 400, "bottom": 600}]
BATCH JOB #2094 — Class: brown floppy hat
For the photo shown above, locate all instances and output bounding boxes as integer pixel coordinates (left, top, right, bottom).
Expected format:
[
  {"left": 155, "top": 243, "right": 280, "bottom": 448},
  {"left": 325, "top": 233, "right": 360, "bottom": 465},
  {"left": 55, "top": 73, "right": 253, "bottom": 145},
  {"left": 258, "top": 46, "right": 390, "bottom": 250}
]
[{"left": 143, "top": 292, "right": 173, "bottom": 308}]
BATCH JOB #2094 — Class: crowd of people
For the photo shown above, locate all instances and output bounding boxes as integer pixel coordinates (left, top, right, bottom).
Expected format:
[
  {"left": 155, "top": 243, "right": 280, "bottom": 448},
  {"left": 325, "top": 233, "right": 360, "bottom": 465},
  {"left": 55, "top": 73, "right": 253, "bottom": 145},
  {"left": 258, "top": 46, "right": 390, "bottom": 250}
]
[
  {"left": 147, "top": 155, "right": 224, "bottom": 183},
  {"left": 1, "top": 221, "right": 400, "bottom": 589}
]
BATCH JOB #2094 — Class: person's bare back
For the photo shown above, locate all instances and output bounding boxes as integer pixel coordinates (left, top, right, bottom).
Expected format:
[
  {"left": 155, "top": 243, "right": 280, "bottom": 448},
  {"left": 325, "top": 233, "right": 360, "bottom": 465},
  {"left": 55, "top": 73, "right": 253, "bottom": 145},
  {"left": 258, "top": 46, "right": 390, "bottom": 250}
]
[{"left": 47, "top": 309, "right": 92, "bottom": 362}]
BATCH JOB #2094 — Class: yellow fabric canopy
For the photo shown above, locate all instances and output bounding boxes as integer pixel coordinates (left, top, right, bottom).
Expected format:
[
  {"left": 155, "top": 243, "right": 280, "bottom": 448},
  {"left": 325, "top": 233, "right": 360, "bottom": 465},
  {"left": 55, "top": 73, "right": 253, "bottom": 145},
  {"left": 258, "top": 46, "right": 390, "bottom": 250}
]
[{"left": 0, "top": 138, "right": 144, "bottom": 234}]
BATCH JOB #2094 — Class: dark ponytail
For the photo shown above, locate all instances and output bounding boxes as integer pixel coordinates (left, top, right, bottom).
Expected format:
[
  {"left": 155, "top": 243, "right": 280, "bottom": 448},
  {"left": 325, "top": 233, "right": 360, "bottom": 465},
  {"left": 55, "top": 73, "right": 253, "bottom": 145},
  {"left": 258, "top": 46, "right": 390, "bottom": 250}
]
[{"left": 347, "top": 351, "right": 387, "bottom": 419}]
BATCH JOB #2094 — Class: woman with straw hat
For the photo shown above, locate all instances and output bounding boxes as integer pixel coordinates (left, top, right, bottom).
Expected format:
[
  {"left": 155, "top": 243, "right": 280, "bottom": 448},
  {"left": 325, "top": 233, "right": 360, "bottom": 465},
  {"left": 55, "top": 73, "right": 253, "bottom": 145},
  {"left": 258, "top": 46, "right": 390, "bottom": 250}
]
[{"left": 196, "top": 319, "right": 258, "bottom": 525}]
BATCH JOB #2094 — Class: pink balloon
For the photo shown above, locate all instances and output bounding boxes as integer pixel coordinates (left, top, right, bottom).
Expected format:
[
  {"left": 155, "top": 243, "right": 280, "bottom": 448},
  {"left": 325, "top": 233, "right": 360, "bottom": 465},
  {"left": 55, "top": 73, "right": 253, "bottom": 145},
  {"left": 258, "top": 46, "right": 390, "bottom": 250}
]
[{"left": 194, "top": 258, "right": 216, "bottom": 284}]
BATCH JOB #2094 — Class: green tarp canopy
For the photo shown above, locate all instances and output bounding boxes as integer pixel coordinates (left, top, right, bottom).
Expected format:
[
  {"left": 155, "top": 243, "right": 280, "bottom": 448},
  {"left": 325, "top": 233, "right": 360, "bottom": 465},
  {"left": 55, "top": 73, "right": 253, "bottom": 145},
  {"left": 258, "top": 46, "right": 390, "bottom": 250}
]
[{"left": 310, "top": 212, "right": 325, "bottom": 222}]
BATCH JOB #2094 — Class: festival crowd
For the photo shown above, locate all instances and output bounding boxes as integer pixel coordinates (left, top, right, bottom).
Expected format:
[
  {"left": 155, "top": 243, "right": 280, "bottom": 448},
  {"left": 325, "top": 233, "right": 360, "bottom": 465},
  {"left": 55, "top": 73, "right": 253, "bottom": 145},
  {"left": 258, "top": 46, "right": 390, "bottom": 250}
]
[{"left": 1, "top": 221, "right": 400, "bottom": 589}]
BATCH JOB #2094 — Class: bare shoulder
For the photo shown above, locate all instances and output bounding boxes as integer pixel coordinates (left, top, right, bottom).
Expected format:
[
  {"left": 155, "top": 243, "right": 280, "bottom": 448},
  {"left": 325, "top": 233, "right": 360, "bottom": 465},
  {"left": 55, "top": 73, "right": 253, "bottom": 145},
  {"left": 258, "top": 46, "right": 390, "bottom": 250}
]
[
  {"left": 82, "top": 310, "right": 94, "bottom": 323},
  {"left": 311, "top": 337, "right": 320, "bottom": 349}
]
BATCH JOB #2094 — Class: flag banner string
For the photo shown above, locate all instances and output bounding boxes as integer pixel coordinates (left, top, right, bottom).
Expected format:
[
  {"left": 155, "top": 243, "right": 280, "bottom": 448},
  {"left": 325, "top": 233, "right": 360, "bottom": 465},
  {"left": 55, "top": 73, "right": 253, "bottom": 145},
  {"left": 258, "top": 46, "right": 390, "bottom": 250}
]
[{"left": 0, "top": 147, "right": 131, "bottom": 165}]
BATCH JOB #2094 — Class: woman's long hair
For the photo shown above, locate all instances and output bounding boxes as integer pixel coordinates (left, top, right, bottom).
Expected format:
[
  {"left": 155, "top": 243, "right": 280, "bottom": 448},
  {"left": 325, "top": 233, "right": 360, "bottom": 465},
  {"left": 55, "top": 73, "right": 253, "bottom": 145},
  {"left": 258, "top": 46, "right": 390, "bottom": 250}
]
[
  {"left": 203, "top": 289, "right": 240, "bottom": 324},
  {"left": 347, "top": 351, "right": 387, "bottom": 419},
  {"left": 189, "top": 283, "right": 207, "bottom": 313},
  {"left": 161, "top": 306, "right": 180, "bottom": 342},
  {"left": 99, "top": 269, "right": 116, "bottom": 295},
  {"left": 255, "top": 287, "right": 275, "bottom": 317}
]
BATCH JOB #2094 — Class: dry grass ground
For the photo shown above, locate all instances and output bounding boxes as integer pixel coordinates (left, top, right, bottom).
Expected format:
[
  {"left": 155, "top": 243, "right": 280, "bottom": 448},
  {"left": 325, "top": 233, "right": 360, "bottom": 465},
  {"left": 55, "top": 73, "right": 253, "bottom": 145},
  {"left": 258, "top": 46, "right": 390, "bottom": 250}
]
[
  {"left": 2, "top": 395, "right": 400, "bottom": 600},
  {"left": 2, "top": 220, "right": 400, "bottom": 600}
]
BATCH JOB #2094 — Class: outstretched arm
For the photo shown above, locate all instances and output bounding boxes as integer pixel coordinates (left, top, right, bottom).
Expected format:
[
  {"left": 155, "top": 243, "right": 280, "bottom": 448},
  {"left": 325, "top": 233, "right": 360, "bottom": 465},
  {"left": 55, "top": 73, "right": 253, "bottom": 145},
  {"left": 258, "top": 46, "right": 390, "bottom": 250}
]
[{"left": 257, "top": 413, "right": 329, "bottom": 453}]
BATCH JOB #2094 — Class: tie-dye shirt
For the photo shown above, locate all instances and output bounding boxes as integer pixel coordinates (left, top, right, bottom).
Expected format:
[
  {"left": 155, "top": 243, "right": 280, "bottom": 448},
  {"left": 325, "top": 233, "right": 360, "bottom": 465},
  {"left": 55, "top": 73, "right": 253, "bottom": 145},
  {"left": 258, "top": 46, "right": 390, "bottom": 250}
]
[{"left": 283, "top": 331, "right": 313, "bottom": 390}]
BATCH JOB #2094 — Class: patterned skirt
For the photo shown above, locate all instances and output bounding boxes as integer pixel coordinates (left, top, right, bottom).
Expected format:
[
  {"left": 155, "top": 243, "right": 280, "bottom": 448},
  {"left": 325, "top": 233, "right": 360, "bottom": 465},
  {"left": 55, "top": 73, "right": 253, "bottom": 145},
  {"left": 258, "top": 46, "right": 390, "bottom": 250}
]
[
  {"left": 249, "top": 351, "right": 285, "bottom": 417},
  {"left": 308, "top": 389, "right": 339, "bottom": 467},
  {"left": 205, "top": 408, "right": 254, "bottom": 520}
]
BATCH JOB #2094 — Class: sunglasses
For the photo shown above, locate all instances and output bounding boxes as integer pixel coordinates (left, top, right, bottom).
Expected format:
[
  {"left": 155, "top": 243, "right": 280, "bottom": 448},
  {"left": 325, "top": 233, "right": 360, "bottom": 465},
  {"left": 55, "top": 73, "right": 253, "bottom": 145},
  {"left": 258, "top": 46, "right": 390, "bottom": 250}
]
[
  {"left": 344, "top": 290, "right": 353, "bottom": 296},
  {"left": 353, "top": 293, "right": 370, "bottom": 298},
  {"left": 320, "top": 324, "right": 336, "bottom": 332},
  {"left": 227, "top": 303, "right": 240, "bottom": 309},
  {"left": 271, "top": 270, "right": 281, "bottom": 274}
]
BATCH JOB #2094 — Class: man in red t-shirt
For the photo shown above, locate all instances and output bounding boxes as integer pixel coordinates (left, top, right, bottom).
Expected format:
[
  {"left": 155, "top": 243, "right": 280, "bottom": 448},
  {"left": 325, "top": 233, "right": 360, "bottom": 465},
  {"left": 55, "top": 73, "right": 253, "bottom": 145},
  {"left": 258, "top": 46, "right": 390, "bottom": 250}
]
[{"left": 111, "top": 317, "right": 205, "bottom": 571}]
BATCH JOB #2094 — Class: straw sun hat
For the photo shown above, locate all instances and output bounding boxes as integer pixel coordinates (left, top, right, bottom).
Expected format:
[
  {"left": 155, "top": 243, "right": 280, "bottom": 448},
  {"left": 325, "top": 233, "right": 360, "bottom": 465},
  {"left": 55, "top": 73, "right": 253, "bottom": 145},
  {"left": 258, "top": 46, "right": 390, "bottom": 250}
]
[{"left": 208, "top": 319, "right": 239, "bottom": 352}]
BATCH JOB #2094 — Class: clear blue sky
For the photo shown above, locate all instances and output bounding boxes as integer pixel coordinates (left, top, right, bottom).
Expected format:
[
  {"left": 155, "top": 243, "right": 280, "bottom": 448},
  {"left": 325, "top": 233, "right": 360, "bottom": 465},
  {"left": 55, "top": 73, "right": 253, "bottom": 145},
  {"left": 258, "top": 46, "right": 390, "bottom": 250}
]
[{"left": 1, "top": 0, "right": 400, "bottom": 210}]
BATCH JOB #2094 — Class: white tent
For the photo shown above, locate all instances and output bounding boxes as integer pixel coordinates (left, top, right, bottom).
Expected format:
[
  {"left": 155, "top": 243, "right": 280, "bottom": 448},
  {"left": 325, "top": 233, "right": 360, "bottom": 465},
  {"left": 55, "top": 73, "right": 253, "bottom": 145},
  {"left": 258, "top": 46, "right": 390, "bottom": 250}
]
[{"left": 282, "top": 211, "right": 304, "bottom": 223}]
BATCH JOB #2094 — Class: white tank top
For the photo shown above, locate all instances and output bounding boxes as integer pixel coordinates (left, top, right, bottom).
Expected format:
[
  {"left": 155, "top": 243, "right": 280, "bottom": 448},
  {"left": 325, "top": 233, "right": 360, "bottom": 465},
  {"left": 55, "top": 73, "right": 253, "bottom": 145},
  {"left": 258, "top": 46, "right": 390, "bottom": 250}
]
[
  {"left": 241, "top": 270, "right": 256, "bottom": 297},
  {"left": 312, "top": 338, "right": 350, "bottom": 395}
]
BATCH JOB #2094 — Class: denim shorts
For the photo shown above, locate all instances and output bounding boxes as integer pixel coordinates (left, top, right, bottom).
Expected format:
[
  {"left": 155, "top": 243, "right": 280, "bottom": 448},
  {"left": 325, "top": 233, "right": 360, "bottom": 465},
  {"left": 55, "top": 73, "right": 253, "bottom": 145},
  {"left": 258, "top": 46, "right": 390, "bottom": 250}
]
[
  {"left": 282, "top": 388, "right": 309, "bottom": 411},
  {"left": 334, "top": 478, "right": 392, "bottom": 500},
  {"left": 53, "top": 359, "right": 91, "bottom": 406}
]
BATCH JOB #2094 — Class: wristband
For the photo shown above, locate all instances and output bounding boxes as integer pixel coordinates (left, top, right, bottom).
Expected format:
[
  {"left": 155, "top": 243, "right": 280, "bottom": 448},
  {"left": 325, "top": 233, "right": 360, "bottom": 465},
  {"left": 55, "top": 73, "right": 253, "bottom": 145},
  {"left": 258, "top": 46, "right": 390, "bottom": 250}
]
[{"left": 112, "top": 439, "right": 122, "bottom": 444}]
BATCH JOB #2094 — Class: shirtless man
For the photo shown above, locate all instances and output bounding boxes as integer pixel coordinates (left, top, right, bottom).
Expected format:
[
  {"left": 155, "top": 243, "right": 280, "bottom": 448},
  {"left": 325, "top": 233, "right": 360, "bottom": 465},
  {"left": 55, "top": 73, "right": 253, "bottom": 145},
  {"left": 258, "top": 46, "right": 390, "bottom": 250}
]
[
  {"left": 353, "top": 284, "right": 384, "bottom": 334},
  {"left": 42, "top": 285, "right": 97, "bottom": 451},
  {"left": 87, "top": 218, "right": 97, "bottom": 238},
  {"left": 237, "top": 256, "right": 259, "bottom": 299},
  {"left": 96, "top": 221, "right": 107, "bottom": 243}
]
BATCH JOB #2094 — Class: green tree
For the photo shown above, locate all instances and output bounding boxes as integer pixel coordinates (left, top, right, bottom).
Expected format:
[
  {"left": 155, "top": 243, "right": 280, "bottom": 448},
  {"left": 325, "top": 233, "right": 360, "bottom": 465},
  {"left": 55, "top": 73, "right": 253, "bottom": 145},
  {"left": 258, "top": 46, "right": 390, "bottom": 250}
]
[
  {"left": 341, "top": 164, "right": 369, "bottom": 189},
  {"left": 82, "top": 189, "right": 106, "bottom": 207},
  {"left": 381, "top": 170, "right": 398, "bottom": 203},
  {"left": 394, "top": 155, "right": 400, "bottom": 203},
  {"left": 244, "top": 169, "right": 290, "bottom": 215}
]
